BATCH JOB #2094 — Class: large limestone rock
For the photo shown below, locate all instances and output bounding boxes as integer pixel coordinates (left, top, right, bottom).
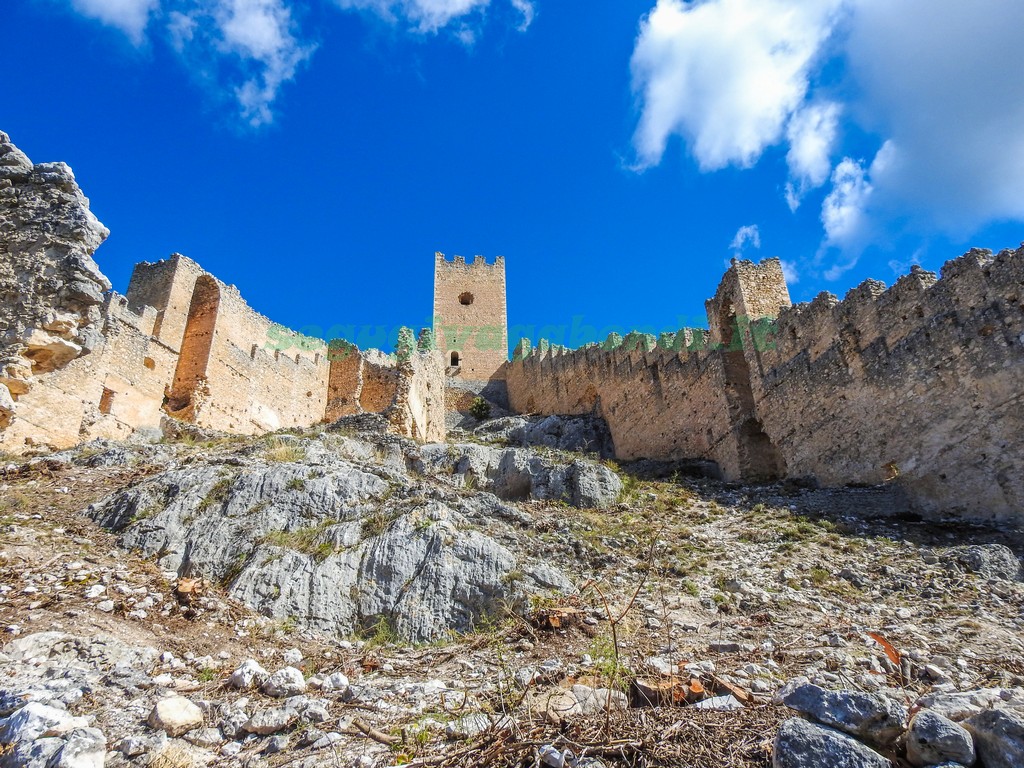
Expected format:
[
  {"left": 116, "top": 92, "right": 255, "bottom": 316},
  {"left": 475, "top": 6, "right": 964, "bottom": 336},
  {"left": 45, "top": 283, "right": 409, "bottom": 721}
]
[
  {"left": 782, "top": 684, "right": 907, "bottom": 746},
  {"left": 966, "top": 706, "right": 1024, "bottom": 768},
  {"left": 148, "top": 696, "right": 204, "bottom": 737},
  {"left": 474, "top": 414, "right": 615, "bottom": 457},
  {"left": 412, "top": 442, "right": 622, "bottom": 508},
  {"left": 773, "top": 718, "right": 891, "bottom": 768},
  {"left": 0, "top": 131, "right": 111, "bottom": 422},
  {"left": 906, "top": 710, "right": 976, "bottom": 767},
  {"left": 88, "top": 433, "right": 574, "bottom": 643}
]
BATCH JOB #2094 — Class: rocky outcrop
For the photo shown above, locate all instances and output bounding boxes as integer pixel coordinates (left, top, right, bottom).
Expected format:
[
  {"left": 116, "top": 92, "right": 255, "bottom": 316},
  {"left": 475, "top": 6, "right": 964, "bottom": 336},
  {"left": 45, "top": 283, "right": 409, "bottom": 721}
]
[
  {"left": 412, "top": 441, "right": 622, "bottom": 508},
  {"left": 0, "top": 131, "right": 111, "bottom": 428},
  {"left": 87, "top": 430, "right": 577, "bottom": 642},
  {"left": 473, "top": 414, "right": 615, "bottom": 458}
]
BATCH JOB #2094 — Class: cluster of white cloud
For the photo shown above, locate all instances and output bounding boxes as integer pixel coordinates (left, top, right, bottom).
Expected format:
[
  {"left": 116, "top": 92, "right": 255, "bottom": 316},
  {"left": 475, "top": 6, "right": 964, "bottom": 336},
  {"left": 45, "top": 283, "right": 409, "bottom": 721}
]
[
  {"left": 64, "top": 0, "right": 533, "bottom": 125},
  {"left": 70, "top": 0, "right": 160, "bottom": 44},
  {"left": 729, "top": 224, "right": 760, "bottom": 254},
  {"left": 632, "top": 0, "right": 1024, "bottom": 276},
  {"left": 631, "top": 0, "right": 841, "bottom": 173}
]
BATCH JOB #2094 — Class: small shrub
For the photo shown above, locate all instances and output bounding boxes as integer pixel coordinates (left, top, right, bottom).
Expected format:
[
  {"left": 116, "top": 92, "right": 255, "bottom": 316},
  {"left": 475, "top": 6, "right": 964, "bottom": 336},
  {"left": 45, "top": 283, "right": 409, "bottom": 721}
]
[
  {"left": 469, "top": 397, "right": 491, "bottom": 420},
  {"left": 362, "top": 508, "right": 399, "bottom": 539},
  {"left": 286, "top": 477, "right": 305, "bottom": 491},
  {"left": 197, "top": 476, "right": 233, "bottom": 513},
  {"left": 264, "top": 437, "right": 306, "bottom": 463}
]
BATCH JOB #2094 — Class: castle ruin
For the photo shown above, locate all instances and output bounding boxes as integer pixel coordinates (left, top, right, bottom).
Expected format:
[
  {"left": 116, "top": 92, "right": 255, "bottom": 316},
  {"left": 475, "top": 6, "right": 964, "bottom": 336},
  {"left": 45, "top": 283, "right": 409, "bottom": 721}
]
[{"left": 1, "top": 130, "right": 1022, "bottom": 523}]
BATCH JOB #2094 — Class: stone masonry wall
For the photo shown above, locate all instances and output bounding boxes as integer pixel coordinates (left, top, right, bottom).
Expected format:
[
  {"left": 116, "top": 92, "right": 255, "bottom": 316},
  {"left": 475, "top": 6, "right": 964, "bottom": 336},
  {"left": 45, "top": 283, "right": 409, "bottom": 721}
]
[
  {"left": 433, "top": 253, "right": 508, "bottom": 382},
  {"left": 752, "top": 248, "right": 1024, "bottom": 522},
  {"left": 505, "top": 340, "right": 737, "bottom": 470},
  {"left": 506, "top": 252, "right": 1024, "bottom": 521}
]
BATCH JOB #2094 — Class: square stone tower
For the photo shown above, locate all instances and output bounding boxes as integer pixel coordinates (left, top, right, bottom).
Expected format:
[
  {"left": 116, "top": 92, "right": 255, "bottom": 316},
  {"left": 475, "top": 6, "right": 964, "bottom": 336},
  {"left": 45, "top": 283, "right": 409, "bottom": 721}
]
[{"left": 433, "top": 253, "right": 508, "bottom": 381}]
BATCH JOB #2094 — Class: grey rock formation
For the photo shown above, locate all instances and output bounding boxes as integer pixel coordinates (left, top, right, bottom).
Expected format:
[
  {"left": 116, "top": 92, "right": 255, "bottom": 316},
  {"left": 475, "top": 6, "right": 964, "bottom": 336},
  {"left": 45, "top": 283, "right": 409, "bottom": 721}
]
[
  {"left": 244, "top": 706, "right": 298, "bottom": 735},
  {"left": 947, "top": 544, "right": 1022, "bottom": 581},
  {"left": 0, "top": 131, "right": 111, "bottom": 427},
  {"left": 782, "top": 684, "right": 907, "bottom": 746},
  {"left": 49, "top": 727, "right": 107, "bottom": 768},
  {"left": 965, "top": 706, "right": 1024, "bottom": 768},
  {"left": 474, "top": 414, "right": 615, "bottom": 457},
  {"left": 87, "top": 434, "right": 574, "bottom": 643},
  {"left": 412, "top": 442, "right": 621, "bottom": 508},
  {"left": 906, "top": 710, "right": 976, "bottom": 767},
  {"left": 773, "top": 718, "right": 891, "bottom": 768}
]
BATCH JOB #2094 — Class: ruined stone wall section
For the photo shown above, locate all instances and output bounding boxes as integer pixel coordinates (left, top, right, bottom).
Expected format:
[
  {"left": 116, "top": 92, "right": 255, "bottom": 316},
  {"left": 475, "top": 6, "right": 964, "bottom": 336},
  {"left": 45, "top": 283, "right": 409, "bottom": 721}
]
[
  {"left": 126, "top": 255, "right": 205, "bottom": 351},
  {"left": 752, "top": 247, "right": 1024, "bottom": 521},
  {"left": 324, "top": 343, "right": 446, "bottom": 442},
  {"left": 0, "top": 294, "right": 177, "bottom": 450},
  {"left": 387, "top": 349, "right": 446, "bottom": 442},
  {"left": 325, "top": 343, "right": 362, "bottom": 420},
  {"left": 433, "top": 253, "right": 508, "bottom": 381},
  {"left": 506, "top": 342, "right": 739, "bottom": 471}
]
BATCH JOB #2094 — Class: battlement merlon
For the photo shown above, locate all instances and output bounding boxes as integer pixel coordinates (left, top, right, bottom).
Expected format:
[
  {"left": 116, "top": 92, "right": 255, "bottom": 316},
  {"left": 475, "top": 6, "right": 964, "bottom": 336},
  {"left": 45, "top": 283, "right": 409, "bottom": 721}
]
[{"left": 434, "top": 252, "right": 506, "bottom": 273}]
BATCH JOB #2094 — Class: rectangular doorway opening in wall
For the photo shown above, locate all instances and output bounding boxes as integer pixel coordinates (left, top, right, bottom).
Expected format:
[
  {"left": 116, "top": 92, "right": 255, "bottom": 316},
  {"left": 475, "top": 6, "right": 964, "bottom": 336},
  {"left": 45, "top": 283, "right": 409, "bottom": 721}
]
[{"left": 99, "top": 387, "right": 115, "bottom": 415}]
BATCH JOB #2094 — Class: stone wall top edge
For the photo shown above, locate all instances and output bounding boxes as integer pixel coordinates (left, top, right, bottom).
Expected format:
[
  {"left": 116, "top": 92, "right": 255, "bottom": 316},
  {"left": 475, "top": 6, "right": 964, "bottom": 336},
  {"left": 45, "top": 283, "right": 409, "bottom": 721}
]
[{"left": 771, "top": 245, "right": 1022, "bottom": 364}]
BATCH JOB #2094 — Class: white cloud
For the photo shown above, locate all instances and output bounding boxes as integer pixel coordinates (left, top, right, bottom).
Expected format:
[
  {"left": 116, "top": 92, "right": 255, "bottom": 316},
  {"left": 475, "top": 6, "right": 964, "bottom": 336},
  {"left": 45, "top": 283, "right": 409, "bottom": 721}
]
[
  {"left": 729, "top": 224, "right": 760, "bottom": 253},
  {"left": 213, "top": 0, "right": 315, "bottom": 126},
  {"left": 509, "top": 0, "right": 534, "bottom": 31},
  {"left": 822, "top": 157, "right": 871, "bottom": 249},
  {"left": 785, "top": 101, "right": 840, "bottom": 210},
  {"left": 630, "top": 0, "right": 1024, "bottom": 264},
  {"left": 167, "top": 9, "right": 197, "bottom": 50},
  {"left": 780, "top": 259, "right": 799, "bottom": 284},
  {"left": 69, "top": 0, "right": 159, "bottom": 44},
  {"left": 334, "top": 0, "right": 519, "bottom": 34},
  {"left": 630, "top": 0, "right": 842, "bottom": 171},
  {"left": 843, "top": 0, "right": 1024, "bottom": 231}
]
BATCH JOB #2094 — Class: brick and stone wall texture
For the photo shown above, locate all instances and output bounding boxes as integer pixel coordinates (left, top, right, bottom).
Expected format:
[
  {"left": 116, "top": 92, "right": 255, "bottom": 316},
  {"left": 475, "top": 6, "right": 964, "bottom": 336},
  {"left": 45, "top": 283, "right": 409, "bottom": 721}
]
[
  {"left": 326, "top": 343, "right": 446, "bottom": 442},
  {"left": 129, "top": 254, "right": 330, "bottom": 434},
  {"left": 0, "top": 294, "right": 174, "bottom": 450},
  {"left": 506, "top": 251, "right": 1024, "bottom": 521},
  {"left": 433, "top": 253, "right": 508, "bottom": 382},
  {"left": 752, "top": 247, "right": 1024, "bottom": 522}
]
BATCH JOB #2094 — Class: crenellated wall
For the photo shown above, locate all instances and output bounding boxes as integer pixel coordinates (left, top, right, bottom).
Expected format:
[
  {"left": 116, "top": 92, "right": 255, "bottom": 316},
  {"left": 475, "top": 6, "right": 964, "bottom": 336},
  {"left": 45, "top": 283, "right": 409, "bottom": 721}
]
[
  {"left": 506, "top": 339, "right": 733, "bottom": 470},
  {"left": 752, "top": 248, "right": 1024, "bottom": 521},
  {"left": 507, "top": 251, "right": 1024, "bottom": 521}
]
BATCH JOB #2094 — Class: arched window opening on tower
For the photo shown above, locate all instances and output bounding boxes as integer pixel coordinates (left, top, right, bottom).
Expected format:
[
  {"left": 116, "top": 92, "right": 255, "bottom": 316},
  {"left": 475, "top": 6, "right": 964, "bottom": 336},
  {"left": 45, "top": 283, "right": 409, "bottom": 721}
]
[
  {"left": 459, "top": 292, "right": 474, "bottom": 305},
  {"left": 450, "top": 351, "right": 461, "bottom": 367}
]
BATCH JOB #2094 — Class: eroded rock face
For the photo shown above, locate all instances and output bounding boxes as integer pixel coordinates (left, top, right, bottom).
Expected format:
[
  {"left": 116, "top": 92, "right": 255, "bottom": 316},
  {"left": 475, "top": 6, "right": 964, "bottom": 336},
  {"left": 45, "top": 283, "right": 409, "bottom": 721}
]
[
  {"left": 412, "top": 442, "right": 622, "bottom": 508},
  {"left": 0, "top": 130, "right": 111, "bottom": 426},
  {"left": 87, "top": 432, "right": 576, "bottom": 643}
]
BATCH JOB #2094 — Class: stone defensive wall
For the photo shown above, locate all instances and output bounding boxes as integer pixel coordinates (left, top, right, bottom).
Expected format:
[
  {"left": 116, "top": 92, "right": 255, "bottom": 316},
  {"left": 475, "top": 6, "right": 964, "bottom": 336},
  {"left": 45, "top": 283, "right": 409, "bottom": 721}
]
[
  {"left": 753, "top": 247, "right": 1023, "bottom": 521},
  {"left": 125, "top": 254, "right": 329, "bottom": 434},
  {"left": 506, "top": 250, "right": 1024, "bottom": 521},
  {"left": 0, "top": 130, "right": 447, "bottom": 451}
]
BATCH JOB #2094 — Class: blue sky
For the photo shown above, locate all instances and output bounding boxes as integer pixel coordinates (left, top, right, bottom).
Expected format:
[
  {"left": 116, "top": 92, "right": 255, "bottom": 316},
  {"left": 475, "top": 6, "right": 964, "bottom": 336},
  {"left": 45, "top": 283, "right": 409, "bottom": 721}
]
[{"left": 5, "top": 0, "right": 1024, "bottom": 352}]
